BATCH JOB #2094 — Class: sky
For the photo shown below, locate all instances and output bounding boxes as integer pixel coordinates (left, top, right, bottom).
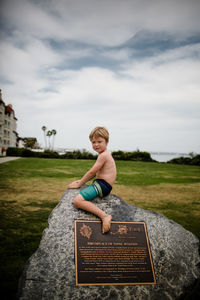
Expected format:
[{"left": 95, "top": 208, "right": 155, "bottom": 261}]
[{"left": 0, "top": 0, "right": 200, "bottom": 154}]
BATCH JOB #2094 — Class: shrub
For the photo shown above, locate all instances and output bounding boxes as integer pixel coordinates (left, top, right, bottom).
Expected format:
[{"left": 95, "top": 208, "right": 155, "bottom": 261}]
[
  {"left": 40, "top": 150, "right": 60, "bottom": 158},
  {"left": 191, "top": 154, "right": 200, "bottom": 166},
  {"left": 6, "top": 147, "right": 96, "bottom": 160},
  {"left": 167, "top": 154, "right": 200, "bottom": 166},
  {"left": 6, "top": 147, "right": 26, "bottom": 156},
  {"left": 61, "top": 150, "right": 97, "bottom": 160},
  {"left": 6, "top": 148, "right": 59, "bottom": 158},
  {"left": 111, "top": 150, "right": 155, "bottom": 162}
]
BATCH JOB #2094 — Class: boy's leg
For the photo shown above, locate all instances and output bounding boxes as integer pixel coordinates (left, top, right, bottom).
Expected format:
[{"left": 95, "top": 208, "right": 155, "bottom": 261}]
[{"left": 73, "top": 194, "right": 112, "bottom": 233}]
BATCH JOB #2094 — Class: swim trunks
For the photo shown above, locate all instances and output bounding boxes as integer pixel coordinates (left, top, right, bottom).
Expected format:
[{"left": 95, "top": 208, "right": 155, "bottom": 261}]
[{"left": 80, "top": 179, "right": 112, "bottom": 201}]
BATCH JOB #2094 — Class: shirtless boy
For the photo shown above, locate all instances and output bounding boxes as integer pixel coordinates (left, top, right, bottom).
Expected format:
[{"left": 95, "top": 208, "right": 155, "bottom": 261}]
[{"left": 68, "top": 127, "right": 117, "bottom": 233}]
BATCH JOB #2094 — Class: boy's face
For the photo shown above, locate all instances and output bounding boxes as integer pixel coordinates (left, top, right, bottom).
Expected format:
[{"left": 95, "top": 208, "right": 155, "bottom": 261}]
[{"left": 91, "top": 136, "right": 108, "bottom": 154}]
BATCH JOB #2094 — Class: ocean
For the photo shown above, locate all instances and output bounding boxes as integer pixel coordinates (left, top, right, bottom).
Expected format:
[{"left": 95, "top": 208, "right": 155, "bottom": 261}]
[{"left": 150, "top": 153, "right": 190, "bottom": 163}]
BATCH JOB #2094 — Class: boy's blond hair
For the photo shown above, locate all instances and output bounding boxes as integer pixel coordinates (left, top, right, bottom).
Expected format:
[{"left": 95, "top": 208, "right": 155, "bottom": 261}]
[{"left": 89, "top": 126, "right": 109, "bottom": 143}]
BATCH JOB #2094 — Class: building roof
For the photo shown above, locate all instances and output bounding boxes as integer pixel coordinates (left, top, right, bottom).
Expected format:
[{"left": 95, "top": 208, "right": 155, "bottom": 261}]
[
  {"left": 5, "top": 105, "right": 13, "bottom": 114},
  {"left": 0, "top": 90, "right": 18, "bottom": 120}
]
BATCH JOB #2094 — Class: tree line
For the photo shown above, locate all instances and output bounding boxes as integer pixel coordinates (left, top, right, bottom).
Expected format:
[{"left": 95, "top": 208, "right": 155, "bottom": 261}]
[
  {"left": 5, "top": 148, "right": 156, "bottom": 162},
  {"left": 6, "top": 147, "right": 200, "bottom": 165}
]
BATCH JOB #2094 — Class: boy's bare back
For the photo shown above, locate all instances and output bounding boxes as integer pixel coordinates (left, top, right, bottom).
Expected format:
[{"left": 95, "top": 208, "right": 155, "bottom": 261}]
[{"left": 96, "top": 150, "right": 116, "bottom": 186}]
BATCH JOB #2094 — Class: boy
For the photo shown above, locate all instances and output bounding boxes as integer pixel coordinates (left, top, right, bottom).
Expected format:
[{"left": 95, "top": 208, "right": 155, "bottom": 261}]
[{"left": 68, "top": 127, "right": 117, "bottom": 233}]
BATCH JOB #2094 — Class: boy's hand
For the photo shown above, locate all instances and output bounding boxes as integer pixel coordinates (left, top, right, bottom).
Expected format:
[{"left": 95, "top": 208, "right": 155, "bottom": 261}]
[{"left": 68, "top": 180, "right": 82, "bottom": 189}]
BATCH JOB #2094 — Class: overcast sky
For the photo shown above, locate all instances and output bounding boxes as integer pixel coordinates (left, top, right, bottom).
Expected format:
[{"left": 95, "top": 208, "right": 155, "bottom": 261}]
[{"left": 0, "top": 0, "right": 200, "bottom": 153}]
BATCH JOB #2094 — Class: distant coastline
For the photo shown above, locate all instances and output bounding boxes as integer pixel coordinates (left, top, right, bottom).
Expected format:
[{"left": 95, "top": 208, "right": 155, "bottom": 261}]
[{"left": 150, "top": 152, "right": 189, "bottom": 162}]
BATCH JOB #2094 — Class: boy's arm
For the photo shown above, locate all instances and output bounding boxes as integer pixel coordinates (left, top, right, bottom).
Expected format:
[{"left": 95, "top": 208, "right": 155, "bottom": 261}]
[{"left": 68, "top": 153, "right": 106, "bottom": 188}]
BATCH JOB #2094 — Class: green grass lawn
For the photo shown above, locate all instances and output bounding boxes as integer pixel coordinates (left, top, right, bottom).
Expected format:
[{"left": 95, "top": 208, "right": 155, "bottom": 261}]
[{"left": 0, "top": 158, "right": 200, "bottom": 299}]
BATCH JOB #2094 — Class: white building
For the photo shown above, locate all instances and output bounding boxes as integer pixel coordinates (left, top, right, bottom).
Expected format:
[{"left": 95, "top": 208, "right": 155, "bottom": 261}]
[{"left": 0, "top": 90, "right": 18, "bottom": 153}]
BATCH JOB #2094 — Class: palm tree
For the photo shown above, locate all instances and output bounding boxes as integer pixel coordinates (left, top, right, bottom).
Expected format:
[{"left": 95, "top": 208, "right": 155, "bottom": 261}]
[
  {"left": 51, "top": 129, "right": 57, "bottom": 151},
  {"left": 46, "top": 130, "right": 52, "bottom": 150},
  {"left": 42, "top": 126, "right": 47, "bottom": 149}
]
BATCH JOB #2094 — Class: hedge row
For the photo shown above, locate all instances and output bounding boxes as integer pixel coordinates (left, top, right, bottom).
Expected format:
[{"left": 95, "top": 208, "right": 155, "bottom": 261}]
[
  {"left": 6, "top": 148, "right": 97, "bottom": 159},
  {"left": 6, "top": 147, "right": 59, "bottom": 158},
  {"left": 6, "top": 147, "right": 200, "bottom": 165},
  {"left": 167, "top": 155, "right": 200, "bottom": 166},
  {"left": 6, "top": 147, "right": 155, "bottom": 162},
  {"left": 111, "top": 150, "right": 156, "bottom": 162}
]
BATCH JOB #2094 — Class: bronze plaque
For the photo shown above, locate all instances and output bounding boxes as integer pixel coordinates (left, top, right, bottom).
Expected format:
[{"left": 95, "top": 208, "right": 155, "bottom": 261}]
[{"left": 74, "top": 220, "right": 156, "bottom": 286}]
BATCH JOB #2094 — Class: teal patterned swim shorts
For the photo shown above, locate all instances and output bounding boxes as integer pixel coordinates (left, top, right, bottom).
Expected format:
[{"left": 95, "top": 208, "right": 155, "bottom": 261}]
[{"left": 80, "top": 179, "right": 112, "bottom": 201}]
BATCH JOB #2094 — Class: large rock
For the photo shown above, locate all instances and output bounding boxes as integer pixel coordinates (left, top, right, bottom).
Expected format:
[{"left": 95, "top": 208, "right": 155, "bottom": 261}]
[{"left": 18, "top": 188, "right": 200, "bottom": 300}]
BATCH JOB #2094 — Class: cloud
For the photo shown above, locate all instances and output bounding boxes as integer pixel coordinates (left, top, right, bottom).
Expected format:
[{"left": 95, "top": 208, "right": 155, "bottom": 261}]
[
  {"left": 9, "top": 44, "right": 199, "bottom": 152},
  {"left": 0, "top": 0, "right": 200, "bottom": 153},
  {"left": 48, "top": 0, "right": 200, "bottom": 45},
  {"left": 1, "top": 0, "right": 200, "bottom": 47}
]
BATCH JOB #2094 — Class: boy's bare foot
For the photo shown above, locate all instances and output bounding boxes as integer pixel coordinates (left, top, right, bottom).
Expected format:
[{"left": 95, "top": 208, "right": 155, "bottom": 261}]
[{"left": 102, "top": 214, "right": 112, "bottom": 233}]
